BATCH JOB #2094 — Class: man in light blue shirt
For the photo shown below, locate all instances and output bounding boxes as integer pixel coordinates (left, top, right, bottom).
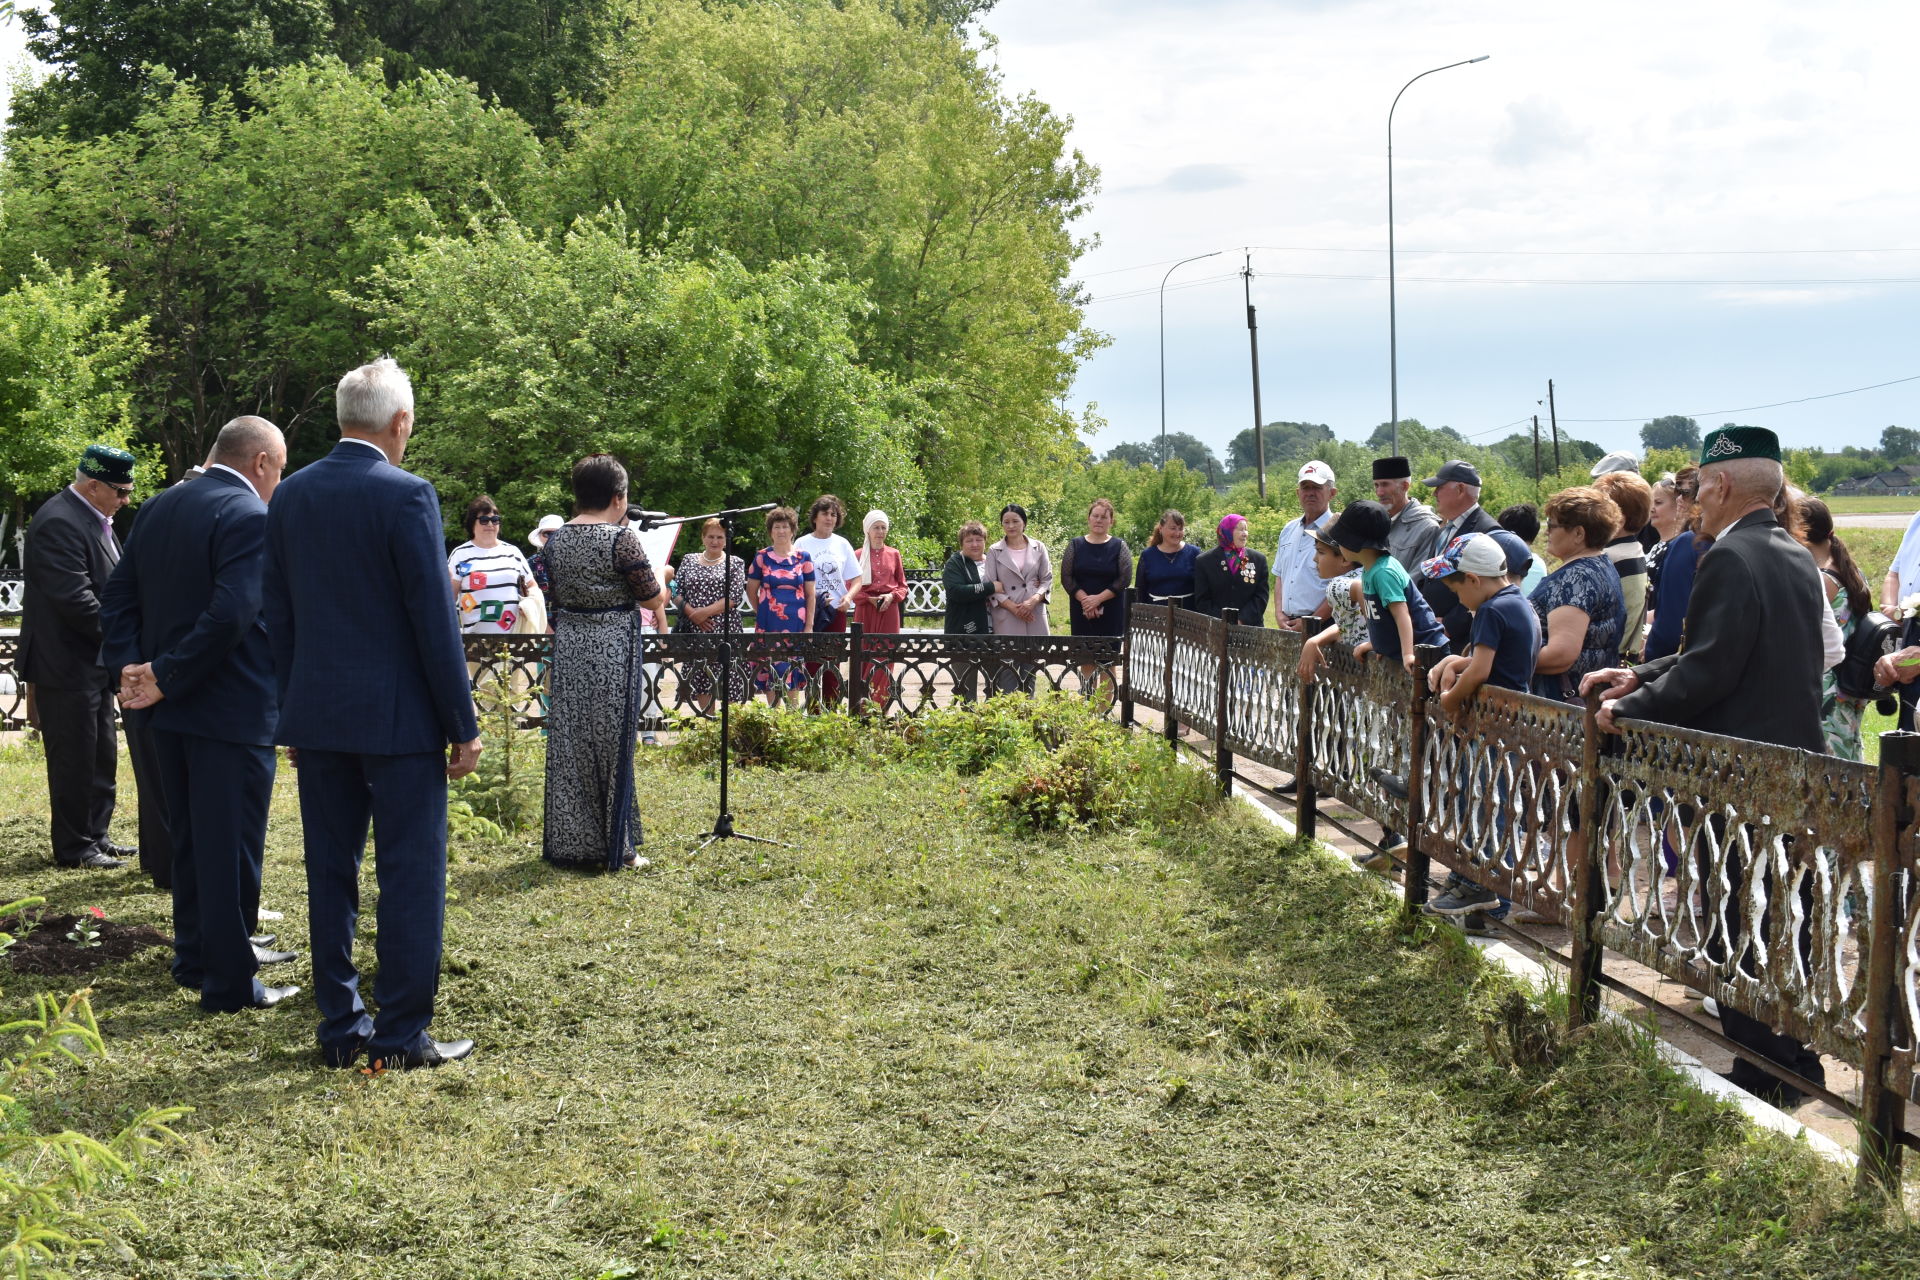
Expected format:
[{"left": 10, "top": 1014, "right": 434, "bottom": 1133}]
[{"left": 1273, "top": 460, "right": 1337, "bottom": 629}]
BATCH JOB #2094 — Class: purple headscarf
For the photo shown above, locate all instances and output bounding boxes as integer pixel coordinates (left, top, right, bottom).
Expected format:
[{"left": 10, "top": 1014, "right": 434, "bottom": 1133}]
[{"left": 1218, "top": 513, "right": 1249, "bottom": 576}]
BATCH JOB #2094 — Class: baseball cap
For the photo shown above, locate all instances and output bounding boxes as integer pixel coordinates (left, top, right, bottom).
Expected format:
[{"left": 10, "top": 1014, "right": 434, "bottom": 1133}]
[
  {"left": 1420, "top": 459, "right": 1481, "bottom": 488},
  {"left": 1327, "top": 500, "right": 1392, "bottom": 553},
  {"left": 1298, "top": 460, "right": 1335, "bottom": 487},
  {"left": 1421, "top": 532, "right": 1508, "bottom": 580},
  {"left": 1589, "top": 451, "right": 1640, "bottom": 477},
  {"left": 1486, "top": 529, "right": 1534, "bottom": 577}
]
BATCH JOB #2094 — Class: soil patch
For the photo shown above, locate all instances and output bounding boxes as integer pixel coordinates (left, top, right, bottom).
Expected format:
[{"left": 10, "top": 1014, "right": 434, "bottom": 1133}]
[{"left": 3, "top": 912, "right": 170, "bottom": 977}]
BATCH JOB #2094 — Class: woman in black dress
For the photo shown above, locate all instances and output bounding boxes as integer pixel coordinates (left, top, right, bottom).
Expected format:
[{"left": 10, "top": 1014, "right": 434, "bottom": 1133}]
[
  {"left": 1062, "top": 497, "right": 1132, "bottom": 637},
  {"left": 1192, "top": 513, "right": 1269, "bottom": 625}
]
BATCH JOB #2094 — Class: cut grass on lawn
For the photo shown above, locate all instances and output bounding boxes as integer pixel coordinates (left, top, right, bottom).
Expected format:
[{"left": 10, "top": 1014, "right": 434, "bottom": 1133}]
[{"left": 0, "top": 735, "right": 1916, "bottom": 1279}]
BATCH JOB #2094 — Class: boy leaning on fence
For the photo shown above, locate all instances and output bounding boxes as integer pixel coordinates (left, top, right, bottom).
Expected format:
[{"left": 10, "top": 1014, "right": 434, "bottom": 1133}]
[{"left": 1418, "top": 531, "right": 1541, "bottom": 930}]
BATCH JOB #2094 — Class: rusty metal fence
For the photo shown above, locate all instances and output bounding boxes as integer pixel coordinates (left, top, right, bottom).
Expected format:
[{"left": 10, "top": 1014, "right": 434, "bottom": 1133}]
[{"left": 1124, "top": 603, "right": 1918, "bottom": 1190}]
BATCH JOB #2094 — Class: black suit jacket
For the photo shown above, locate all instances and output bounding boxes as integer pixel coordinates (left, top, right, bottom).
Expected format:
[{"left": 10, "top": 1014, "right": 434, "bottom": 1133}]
[
  {"left": 1614, "top": 508, "right": 1825, "bottom": 752},
  {"left": 1416, "top": 504, "right": 1500, "bottom": 650},
  {"left": 1191, "top": 547, "right": 1269, "bottom": 625},
  {"left": 18, "top": 488, "right": 119, "bottom": 690},
  {"left": 100, "top": 468, "right": 278, "bottom": 747}
]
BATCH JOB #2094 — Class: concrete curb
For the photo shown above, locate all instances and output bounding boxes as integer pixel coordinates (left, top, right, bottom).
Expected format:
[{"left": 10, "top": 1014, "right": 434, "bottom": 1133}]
[{"left": 1228, "top": 780, "right": 1856, "bottom": 1169}]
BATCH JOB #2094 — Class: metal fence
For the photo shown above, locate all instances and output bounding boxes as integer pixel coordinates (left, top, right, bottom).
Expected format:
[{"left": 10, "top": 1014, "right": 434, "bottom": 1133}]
[{"left": 1125, "top": 602, "right": 1918, "bottom": 1191}]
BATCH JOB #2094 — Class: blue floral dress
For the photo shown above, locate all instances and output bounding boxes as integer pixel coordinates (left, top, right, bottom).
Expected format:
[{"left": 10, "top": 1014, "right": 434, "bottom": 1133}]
[{"left": 747, "top": 547, "right": 814, "bottom": 690}]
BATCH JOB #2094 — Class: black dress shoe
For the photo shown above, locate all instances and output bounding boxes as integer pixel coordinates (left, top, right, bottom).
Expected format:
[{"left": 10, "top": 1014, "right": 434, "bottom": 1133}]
[
  {"left": 367, "top": 1038, "right": 475, "bottom": 1071},
  {"left": 209, "top": 984, "right": 300, "bottom": 1012},
  {"left": 250, "top": 934, "right": 277, "bottom": 948},
  {"left": 97, "top": 840, "right": 138, "bottom": 860},
  {"left": 1277, "top": 778, "right": 1298, "bottom": 797},
  {"left": 58, "top": 849, "right": 124, "bottom": 870},
  {"left": 252, "top": 945, "right": 299, "bottom": 966},
  {"left": 321, "top": 1042, "right": 367, "bottom": 1069}
]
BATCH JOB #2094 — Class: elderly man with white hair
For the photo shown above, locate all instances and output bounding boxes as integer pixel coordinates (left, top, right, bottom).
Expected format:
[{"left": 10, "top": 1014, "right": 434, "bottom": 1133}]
[
  {"left": 1582, "top": 425, "right": 1827, "bottom": 1109},
  {"left": 264, "top": 357, "right": 482, "bottom": 1071}
]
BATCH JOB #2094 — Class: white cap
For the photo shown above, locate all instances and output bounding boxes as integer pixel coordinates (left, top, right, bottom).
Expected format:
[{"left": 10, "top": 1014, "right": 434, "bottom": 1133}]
[
  {"left": 1297, "top": 460, "right": 1335, "bottom": 487},
  {"left": 1590, "top": 451, "right": 1640, "bottom": 477},
  {"left": 528, "top": 513, "right": 564, "bottom": 548},
  {"left": 1421, "top": 532, "right": 1510, "bottom": 580}
]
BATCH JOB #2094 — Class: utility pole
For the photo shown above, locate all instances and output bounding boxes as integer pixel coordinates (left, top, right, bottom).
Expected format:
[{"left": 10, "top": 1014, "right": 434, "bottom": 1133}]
[
  {"left": 1548, "top": 379, "right": 1562, "bottom": 474},
  {"left": 1243, "top": 251, "right": 1267, "bottom": 499},
  {"left": 1531, "top": 414, "right": 1543, "bottom": 500}
]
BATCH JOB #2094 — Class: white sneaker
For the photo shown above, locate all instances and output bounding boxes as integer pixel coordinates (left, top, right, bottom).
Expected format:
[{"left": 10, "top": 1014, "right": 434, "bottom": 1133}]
[
  {"left": 1702, "top": 996, "right": 1720, "bottom": 1019},
  {"left": 257, "top": 908, "right": 285, "bottom": 922}
]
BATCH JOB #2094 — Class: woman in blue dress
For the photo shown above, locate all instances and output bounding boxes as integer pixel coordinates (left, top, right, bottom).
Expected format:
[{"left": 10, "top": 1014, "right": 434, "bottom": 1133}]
[{"left": 1133, "top": 508, "right": 1200, "bottom": 608}]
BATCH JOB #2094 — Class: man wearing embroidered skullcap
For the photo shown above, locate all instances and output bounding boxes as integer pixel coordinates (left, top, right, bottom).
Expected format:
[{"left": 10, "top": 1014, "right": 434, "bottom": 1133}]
[
  {"left": 1582, "top": 424, "right": 1827, "bottom": 1109},
  {"left": 18, "top": 444, "right": 138, "bottom": 870}
]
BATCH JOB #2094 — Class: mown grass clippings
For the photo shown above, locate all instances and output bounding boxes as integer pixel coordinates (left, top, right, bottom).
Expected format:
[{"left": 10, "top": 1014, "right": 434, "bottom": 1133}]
[{"left": 0, "top": 734, "right": 1913, "bottom": 1277}]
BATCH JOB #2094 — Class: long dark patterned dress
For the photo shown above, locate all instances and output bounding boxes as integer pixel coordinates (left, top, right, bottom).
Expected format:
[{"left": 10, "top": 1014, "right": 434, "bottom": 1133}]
[
  {"left": 540, "top": 523, "right": 661, "bottom": 871},
  {"left": 675, "top": 550, "right": 747, "bottom": 702}
]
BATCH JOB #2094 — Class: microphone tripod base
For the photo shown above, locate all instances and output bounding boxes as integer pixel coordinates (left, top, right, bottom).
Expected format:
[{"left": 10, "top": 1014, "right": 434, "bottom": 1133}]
[{"left": 693, "top": 811, "right": 789, "bottom": 854}]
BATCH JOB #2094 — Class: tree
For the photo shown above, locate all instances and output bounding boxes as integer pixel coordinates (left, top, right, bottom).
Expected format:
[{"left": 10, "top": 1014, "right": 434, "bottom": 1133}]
[
  {"left": 1100, "top": 441, "right": 1156, "bottom": 468},
  {"left": 359, "top": 213, "right": 923, "bottom": 545},
  {"left": 1100, "top": 432, "right": 1216, "bottom": 475},
  {"left": 12, "top": 0, "right": 335, "bottom": 136},
  {"left": 0, "top": 262, "right": 150, "bottom": 536},
  {"left": 1880, "top": 426, "right": 1920, "bottom": 463},
  {"left": 1, "top": 62, "right": 546, "bottom": 476},
  {"left": 1362, "top": 419, "right": 1467, "bottom": 453},
  {"left": 548, "top": 0, "right": 1100, "bottom": 536},
  {"left": 1639, "top": 415, "right": 1700, "bottom": 453},
  {"left": 1225, "top": 421, "right": 1333, "bottom": 474}
]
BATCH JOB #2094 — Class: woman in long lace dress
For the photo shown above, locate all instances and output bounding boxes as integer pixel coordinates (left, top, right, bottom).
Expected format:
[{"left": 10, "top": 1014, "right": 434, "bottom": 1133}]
[{"left": 537, "top": 454, "right": 667, "bottom": 872}]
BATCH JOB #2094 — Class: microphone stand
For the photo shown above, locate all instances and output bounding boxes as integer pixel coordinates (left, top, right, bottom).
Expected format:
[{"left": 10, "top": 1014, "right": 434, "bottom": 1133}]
[{"left": 639, "top": 503, "right": 787, "bottom": 852}]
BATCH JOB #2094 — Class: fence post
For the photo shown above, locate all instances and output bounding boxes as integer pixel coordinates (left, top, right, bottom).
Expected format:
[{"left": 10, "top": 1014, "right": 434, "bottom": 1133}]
[
  {"left": 1294, "top": 620, "right": 1321, "bottom": 837},
  {"left": 848, "top": 623, "right": 867, "bottom": 719},
  {"left": 1401, "top": 645, "right": 1444, "bottom": 913},
  {"left": 1213, "top": 610, "right": 1236, "bottom": 794},
  {"left": 1163, "top": 607, "right": 1178, "bottom": 746},
  {"left": 1566, "top": 693, "right": 1608, "bottom": 1028},
  {"left": 1119, "top": 626, "right": 1135, "bottom": 728},
  {"left": 1859, "top": 730, "right": 1919, "bottom": 1193}
]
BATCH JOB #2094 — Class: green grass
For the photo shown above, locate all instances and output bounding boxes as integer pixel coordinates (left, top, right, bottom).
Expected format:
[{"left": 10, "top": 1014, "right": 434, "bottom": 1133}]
[
  {"left": 0, "top": 731, "right": 1915, "bottom": 1279},
  {"left": 1820, "top": 496, "right": 1920, "bottom": 515}
]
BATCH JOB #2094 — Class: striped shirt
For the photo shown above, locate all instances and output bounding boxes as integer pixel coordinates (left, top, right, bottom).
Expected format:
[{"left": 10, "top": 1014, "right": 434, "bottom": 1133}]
[{"left": 448, "top": 540, "right": 532, "bottom": 634}]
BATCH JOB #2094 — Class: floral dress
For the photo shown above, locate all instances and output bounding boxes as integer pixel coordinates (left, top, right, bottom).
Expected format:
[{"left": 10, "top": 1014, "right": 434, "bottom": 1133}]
[
  {"left": 747, "top": 547, "right": 814, "bottom": 690},
  {"left": 1325, "top": 568, "right": 1365, "bottom": 641},
  {"left": 1820, "top": 571, "right": 1866, "bottom": 760},
  {"left": 538, "top": 523, "right": 661, "bottom": 871},
  {"left": 675, "top": 550, "right": 747, "bottom": 703}
]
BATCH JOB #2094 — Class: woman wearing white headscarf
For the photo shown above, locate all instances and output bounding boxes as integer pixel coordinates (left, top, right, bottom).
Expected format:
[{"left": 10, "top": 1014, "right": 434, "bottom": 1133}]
[{"left": 850, "top": 509, "right": 906, "bottom": 709}]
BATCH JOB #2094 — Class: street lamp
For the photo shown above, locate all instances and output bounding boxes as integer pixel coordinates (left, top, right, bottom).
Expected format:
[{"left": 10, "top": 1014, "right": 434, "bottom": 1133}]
[
  {"left": 1159, "top": 250, "right": 1222, "bottom": 468},
  {"left": 1388, "top": 55, "right": 1488, "bottom": 457}
]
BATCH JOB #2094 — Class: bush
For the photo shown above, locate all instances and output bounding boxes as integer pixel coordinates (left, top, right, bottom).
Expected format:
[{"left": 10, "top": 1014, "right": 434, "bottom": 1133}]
[
  {"left": 672, "top": 701, "right": 879, "bottom": 772},
  {"left": 988, "top": 720, "right": 1218, "bottom": 833}
]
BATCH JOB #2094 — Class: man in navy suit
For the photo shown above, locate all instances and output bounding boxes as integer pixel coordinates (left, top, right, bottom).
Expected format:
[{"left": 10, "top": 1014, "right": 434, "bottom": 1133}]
[
  {"left": 100, "top": 419, "right": 301, "bottom": 1013},
  {"left": 264, "top": 358, "right": 482, "bottom": 1071}
]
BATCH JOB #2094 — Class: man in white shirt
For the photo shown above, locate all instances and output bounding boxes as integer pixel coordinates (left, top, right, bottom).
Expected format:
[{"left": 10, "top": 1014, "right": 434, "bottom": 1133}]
[{"left": 1272, "top": 461, "right": 1337, "bottom": 630}]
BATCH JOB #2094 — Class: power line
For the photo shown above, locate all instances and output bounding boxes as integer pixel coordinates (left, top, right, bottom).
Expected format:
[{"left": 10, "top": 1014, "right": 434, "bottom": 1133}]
[
  {"left": 1082, "top": 267, "right": 1920, "bottom": 305},
  {"left": 1556, "top": 373, "right": 1920, "bottom": 425}
]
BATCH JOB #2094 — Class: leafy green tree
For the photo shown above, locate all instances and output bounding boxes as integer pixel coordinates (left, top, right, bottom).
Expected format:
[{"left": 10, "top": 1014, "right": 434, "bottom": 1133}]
[
  {"left": 12, "top": 0, "right": 335, "bottom": 136},
  {"left": 1640, "top": 415, "right": 1700, "bottom": 453},
  {"left": 1363, "top": 419, "right": 1466, "bottom": 453},
  {"left": 1100, "top": 441, "right": 1156, "bottom": 468},
  {"left": 1880, "top": 426, "right": 1920, "bottom": 463},
  {"left": 1058, "top": 459, "right": 1215, "bottom": 551},
  {"left": 0, "top": 262, "right": 150, "bottom": 534},
  {"left": 359, "top": 213, "right": 922, "bottom": 544},
  {"left": 1, "top": 61, "right": 546, "bottom": 476},
  {"left": 548, "top": 0, "right": 1100, "bottom": 537},
  {"left": 1225, "top": 420, "right": 1332, "bottom": 474},
  {"left": 1100, "top": 432, "right": 1216, "bottom": 475}
]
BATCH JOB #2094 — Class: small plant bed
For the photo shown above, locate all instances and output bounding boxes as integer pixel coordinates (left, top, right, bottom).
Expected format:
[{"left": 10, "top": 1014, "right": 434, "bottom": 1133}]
[{"left": 2, "top": 909, "right": 170, "bottom": 977}]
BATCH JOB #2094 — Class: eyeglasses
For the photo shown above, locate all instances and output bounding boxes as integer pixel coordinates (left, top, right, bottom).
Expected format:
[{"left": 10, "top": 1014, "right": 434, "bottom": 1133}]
[
  {"left": 476, "top": 514, "right": 503, "bottom": 525},
  {"left": 107, "top": 484, "right": 133, "bottom": 497}
]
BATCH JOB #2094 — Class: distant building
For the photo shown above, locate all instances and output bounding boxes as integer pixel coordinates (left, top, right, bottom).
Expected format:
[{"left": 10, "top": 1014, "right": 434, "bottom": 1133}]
[{"left": 1831, "top": 464, "right": 1920, "bottom": 497}]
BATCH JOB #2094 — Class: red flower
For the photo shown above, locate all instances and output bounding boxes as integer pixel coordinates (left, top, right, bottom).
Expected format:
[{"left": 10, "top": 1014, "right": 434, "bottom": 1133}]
[{"left": 86, "top": 906, "right": 105, "bottom": 919}]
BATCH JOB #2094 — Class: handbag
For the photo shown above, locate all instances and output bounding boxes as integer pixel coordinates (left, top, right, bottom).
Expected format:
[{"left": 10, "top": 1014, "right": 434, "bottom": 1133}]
[{"left": 1835, "top": 607, "right": 1900, "bottom": 702}]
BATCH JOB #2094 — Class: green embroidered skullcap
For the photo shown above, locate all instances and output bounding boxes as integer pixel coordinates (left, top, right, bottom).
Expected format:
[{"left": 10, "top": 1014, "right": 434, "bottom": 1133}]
[
  {"left": 77, "top": 443, "right": 135, "bottom": 486},
  {"left": 1699, "top": 425, "right": 1780, "bottom": 466}
]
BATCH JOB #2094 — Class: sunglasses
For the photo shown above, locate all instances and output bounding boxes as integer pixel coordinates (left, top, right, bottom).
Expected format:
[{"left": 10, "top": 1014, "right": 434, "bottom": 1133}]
[
  {"left": 476, "top": 514, "right": 503, "bottom": 525},
  {"left": 107, "top": 484, "right": 133, "bottom": 497}
]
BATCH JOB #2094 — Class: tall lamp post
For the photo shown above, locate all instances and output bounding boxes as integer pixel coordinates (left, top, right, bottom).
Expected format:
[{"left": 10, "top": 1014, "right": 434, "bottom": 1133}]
[
  {"left": 1388, "top": 55, "right": 1488, "bottom": 457},
  {"left": 1159, "top": 250, "right": 1221, "bottom": 468}
]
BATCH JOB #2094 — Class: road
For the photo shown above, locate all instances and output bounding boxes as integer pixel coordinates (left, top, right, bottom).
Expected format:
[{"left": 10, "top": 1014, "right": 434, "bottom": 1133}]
[{"left": 1834, "top": 512, "right": 1917, "bottom": 529}]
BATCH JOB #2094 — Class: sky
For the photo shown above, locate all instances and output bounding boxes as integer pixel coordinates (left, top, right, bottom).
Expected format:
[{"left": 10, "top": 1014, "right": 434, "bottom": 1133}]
[
  {"left": 2, "top": 4, "right": 1914, "bottom": 466},
  {"left": 979, "top": 0, "right": 1920, "bottom": 463}
]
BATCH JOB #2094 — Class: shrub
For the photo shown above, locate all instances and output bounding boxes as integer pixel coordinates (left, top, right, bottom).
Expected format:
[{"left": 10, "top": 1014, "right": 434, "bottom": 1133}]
[
  {"left": 672, "top": 702, "right": 878, "bottom": 773},
  {"left": 989, "top": 725, "right": 1218, "bottom": 833},
  {"left": 451, "top": 670, "right": 545, "bottom": 837},
  {"left": 0, "top": 897, "right": 188, "bottom": 1274}
]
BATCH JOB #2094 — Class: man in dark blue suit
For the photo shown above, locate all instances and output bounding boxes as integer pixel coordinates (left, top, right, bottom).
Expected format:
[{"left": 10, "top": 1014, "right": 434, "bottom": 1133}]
[
  {"left": 264, "top": 358, "right": 482, "bottom": 1071},
  {"left": 100, "top": 418, "right": 301, "bottom": 1013}
]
